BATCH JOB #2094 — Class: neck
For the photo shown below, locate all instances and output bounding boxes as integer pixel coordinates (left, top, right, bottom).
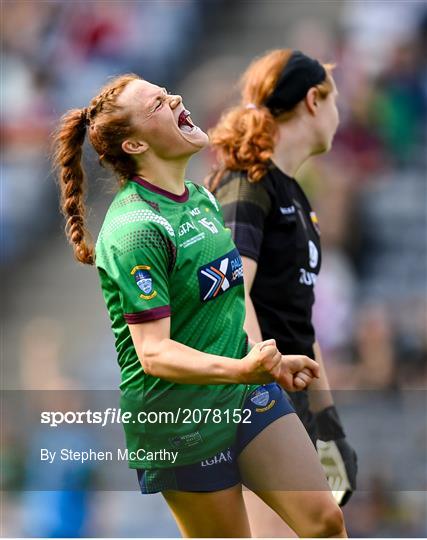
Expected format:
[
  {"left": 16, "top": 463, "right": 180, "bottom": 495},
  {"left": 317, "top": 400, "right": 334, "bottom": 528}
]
[
  {"left": 135, "top": 154, "right": 189, "bottom": 195},
  {"left": 271, "top": 118, "right": 313, "bottom": 178}
]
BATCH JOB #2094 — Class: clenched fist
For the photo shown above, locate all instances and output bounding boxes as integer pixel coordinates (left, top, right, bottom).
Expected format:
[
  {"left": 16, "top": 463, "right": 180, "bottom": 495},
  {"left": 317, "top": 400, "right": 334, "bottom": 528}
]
[{"left": 242, "top": 339, "right": 319, "bottom": 391}]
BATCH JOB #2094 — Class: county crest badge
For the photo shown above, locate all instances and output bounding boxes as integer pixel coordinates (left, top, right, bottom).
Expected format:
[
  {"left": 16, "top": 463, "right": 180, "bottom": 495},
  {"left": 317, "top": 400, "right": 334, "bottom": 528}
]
[
  {"left": 250, "top": 386, "right": 276, "bottom": 413},
  {"left": 131, "top": 265, "right": 157, "bottom": 300},
  {"left": 250, "top": 388, "right": 270, "bottom": 407}
]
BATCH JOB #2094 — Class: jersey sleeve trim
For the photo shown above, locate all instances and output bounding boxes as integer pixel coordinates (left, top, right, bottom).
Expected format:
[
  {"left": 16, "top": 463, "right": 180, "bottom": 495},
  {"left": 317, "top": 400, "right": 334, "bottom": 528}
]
[
  {"left": 124, "top": 305, "right": 171, "bottom": 324},
  {"left": 236, "top": 247, "right": 261, "bottom": 262}
]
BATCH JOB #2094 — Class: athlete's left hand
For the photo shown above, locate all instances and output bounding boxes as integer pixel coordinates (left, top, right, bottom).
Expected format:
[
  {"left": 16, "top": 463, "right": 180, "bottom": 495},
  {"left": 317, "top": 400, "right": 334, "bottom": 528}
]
[
  {"left": 315, "top": 406, "right": 358, "bottom": 507},
  {"left": 273, "top": 355, "right": 320, "bottom": 391}
]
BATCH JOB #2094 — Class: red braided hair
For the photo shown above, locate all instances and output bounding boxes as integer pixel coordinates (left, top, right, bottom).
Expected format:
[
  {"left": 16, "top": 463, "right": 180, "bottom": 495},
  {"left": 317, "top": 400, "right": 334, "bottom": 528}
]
[{"left": 52, "top": 74, "right": 140, "bottom": 264}]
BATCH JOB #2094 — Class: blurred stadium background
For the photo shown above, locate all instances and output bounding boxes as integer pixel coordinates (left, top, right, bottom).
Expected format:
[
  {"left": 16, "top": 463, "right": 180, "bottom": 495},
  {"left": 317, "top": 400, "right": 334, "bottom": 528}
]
[{"left": 1, "top": 0, "right": 426, "bottom": 537}]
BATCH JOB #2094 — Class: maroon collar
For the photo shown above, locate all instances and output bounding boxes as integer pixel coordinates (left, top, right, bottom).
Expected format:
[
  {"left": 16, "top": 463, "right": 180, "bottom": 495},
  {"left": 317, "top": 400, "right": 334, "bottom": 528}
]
[{"left": 131, "top": 176, "right": 189, "bottom": 203}]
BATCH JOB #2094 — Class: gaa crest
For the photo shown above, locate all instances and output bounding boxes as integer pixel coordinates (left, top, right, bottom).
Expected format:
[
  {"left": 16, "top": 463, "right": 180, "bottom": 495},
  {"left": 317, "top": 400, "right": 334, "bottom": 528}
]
[{"left": 130, "top": 265, "right": 157, "bottom": 300}]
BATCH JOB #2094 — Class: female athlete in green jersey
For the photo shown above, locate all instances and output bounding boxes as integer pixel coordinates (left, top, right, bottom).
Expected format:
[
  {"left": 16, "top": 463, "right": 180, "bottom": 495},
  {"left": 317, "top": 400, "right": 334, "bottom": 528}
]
[{"left": 52, "top": 74, "right": 346, "bottom": 537}]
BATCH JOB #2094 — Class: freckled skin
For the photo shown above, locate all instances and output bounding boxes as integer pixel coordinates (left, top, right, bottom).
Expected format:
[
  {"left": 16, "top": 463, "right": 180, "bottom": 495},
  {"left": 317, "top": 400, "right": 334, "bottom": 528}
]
[{"left": 117, "top": 79, "right": 209, "bottom": 160}]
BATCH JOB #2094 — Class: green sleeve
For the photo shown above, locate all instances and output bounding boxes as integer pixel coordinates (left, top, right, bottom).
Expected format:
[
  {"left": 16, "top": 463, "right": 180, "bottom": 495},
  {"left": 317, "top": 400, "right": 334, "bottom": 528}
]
[{"left": 105, "top": 224, "right": 176, "bottom": 324}]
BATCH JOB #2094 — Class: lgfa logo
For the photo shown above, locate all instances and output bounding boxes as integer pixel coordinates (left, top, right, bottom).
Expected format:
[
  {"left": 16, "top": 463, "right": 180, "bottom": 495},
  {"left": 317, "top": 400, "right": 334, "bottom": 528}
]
[{"left": 201, "top": 449, "right": 233, "bottom": 467}]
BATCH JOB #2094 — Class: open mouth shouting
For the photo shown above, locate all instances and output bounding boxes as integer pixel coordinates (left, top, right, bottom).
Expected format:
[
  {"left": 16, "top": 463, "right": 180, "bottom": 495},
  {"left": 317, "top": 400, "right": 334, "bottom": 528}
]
[
  {"left": 174, "top": 104, "right": 208, "bottom": 149},
  {"left": 178, "top": 109, "right": 197, "bottom": 133}
]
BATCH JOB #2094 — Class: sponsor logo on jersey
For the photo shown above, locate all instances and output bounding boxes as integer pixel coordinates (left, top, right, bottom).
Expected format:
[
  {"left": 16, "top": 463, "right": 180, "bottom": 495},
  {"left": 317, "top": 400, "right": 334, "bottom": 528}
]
[
  {"left": 299, "top": 268, "right": 317, "bottom": 286},
  {"left": 131, "top": 265, "right": 157, "bottom": 300},
  {"left": 299, "top": 240, "right": 319, "bottom": 287},
  {"left": 280, "top": 205, "right": 296, "bottom": 215},
  {"left": 198, "top": 217, "right": 219, "bottom": 234},
  {"left": 179, "top": 232, "right": 205, "bottom": 249},
  {"left": 198, "top": 248, "right": 244, "bottom": 302},
  {"left": 169, "top": 431, "right": 202, "bottom": 449},
  {"left": 201, "top": 449, "right": 233, "bottom": 467},
  {"left": 250, "top": 387, "right": 276, "bottom": 413},
  {"left": 308, "top": 240, "right": 319, "bottom": 269},
  {"left": 178, "top": 221, "right": 196, "bottom": 237},
  {"left": 189, "top": 207, "right": 201, "bottom": 216},
  {"left": 297, "top": 240, "right": 319, "bottom": 286}
]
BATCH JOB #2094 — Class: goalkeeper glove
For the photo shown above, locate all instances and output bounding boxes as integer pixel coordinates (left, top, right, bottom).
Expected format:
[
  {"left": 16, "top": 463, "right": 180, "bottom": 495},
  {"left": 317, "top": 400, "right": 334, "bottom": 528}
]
[{"left": 315, "top": 406, "right": 358, "bottom": 507}]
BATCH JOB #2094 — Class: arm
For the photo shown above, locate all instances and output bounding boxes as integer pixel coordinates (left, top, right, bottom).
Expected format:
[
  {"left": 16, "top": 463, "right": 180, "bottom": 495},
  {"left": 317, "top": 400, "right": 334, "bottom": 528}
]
[
  {"left": 307, "top": 341, "right": 334, "bottom": 413},
  {"left": 243, "top": 261, "right": 357, "bottom": 505},
  {"left": 242, "top": 259, "right": 333, "bottom": 407},
  {"left": 128, "top": 315, "right": 319, "bottom": 388},
  {"left": 241, "top": 256, "right": 319, "bottom": 389},
  {"left": 243, "top": 256, "right": 331, "bottom": 396},
  {"left": 241, "top": 256, "right": 263, "bottom": 347},
  {"left": 128, "top": 316, "right": 248, "bottom": 384},
  {"left": 243, "top": 258, "right": 356, "bottom": 503},
  {"left": 310, "top": 342, "right": 358, "bottom": 507}
]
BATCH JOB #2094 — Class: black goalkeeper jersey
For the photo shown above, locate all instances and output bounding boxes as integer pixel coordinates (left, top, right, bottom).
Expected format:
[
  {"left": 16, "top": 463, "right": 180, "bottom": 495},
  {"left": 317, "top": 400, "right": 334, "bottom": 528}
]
[{"left": 215, "top": 164, "right": 322, "bottom": 359}]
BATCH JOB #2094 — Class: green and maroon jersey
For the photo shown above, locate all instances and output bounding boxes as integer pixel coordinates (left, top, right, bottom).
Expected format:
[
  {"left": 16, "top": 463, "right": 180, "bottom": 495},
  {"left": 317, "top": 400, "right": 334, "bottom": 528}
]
[{"left": 95, "top": 176, "right": 257, "bottom": 469}]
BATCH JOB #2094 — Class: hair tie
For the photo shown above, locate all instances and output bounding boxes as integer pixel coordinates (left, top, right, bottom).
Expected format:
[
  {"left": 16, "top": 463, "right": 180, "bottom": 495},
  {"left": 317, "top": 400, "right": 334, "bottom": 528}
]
[
  {"left": 244, "top": 103, "right": 258, "bottom": 110},
  {"left": 264, "top": 50, "right": 327, "bottom": 115}
]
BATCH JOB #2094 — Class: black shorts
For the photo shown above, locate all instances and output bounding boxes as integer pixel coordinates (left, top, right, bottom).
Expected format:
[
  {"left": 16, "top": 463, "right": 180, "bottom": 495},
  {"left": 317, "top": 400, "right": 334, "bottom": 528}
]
[
  {"left": 287, "top": 389, "right": 318, "bottom": 446},
  {"left": 136, "top": 383, "right": 295, "bottom": 493}
]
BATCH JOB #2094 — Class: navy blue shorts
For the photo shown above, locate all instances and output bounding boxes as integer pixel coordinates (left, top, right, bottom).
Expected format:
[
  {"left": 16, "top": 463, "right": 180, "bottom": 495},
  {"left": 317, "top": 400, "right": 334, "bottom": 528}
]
[{"left": 136, "top": 383, "right": 295, "bottom": 493}]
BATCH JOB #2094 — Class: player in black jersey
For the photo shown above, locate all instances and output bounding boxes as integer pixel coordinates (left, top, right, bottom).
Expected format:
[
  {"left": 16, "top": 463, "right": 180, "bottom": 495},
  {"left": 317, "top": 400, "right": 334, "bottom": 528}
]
[{"left": 209, "top": 49, "right": 358, "bottom": 537}]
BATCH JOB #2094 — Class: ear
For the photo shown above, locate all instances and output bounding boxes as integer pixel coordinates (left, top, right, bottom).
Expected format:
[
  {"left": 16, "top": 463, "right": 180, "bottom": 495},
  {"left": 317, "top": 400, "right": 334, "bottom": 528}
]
[
  {"left": 305, "top": 87, "right": 320, "bottom": 116},
  {"left": 121, "top": 139, "right": 149, "bottom": 155}
]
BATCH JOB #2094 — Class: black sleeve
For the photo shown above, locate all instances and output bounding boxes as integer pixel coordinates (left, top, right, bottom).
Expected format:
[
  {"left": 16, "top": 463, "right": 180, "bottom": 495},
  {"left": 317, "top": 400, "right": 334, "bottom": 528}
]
[{"left": 215, "top": 173, "right": 271, "bottom": 262}]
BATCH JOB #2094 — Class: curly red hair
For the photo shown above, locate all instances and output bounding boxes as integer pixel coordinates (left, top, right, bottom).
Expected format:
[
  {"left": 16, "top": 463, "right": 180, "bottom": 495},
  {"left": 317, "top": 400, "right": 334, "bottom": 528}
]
[{"left": 208, "top": 49, "right": 334, "bottom": 191}]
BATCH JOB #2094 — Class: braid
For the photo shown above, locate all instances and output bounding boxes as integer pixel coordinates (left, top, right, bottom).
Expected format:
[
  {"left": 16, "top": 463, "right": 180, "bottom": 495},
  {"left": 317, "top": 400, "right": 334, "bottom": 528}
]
[
  {"left": 52, "top": 74, "right": 140, "bottom": 265},
  {"left": 52, "top": 108, "right": 94, "bottom": 265}
]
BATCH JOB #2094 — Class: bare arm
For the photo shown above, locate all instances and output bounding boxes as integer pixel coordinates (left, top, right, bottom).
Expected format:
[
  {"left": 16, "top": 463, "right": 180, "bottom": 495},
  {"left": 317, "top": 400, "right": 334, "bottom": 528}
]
[
  {"left": 241, "top": 256, "right": 319, "bottom": 389},
  {"left": 128, "top": 314, "right": 318, "bottom": 389},
  {"left": 306, "top": 341, "right": 334, "bottom": 413},
  {"left": 129, "top": 317, "right": 245, "bottom": 384},
  {"left": 241, "top": 256, "right": 263, "bottom": 347}
]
